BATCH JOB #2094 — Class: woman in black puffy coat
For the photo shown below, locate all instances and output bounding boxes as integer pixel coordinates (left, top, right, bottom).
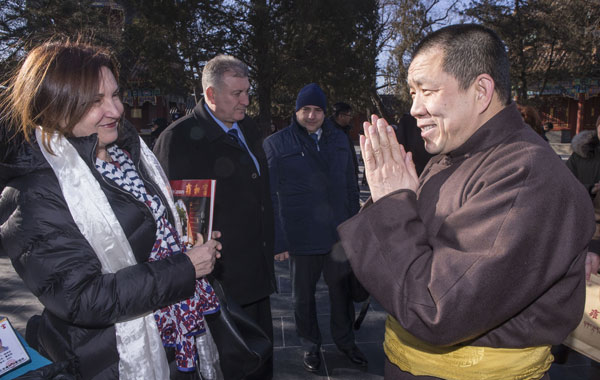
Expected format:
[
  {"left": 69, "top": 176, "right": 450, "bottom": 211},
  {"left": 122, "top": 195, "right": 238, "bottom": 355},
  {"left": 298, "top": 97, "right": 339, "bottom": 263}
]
[{"left": 0, "top": 40, "right": 222, "bottom": 380}]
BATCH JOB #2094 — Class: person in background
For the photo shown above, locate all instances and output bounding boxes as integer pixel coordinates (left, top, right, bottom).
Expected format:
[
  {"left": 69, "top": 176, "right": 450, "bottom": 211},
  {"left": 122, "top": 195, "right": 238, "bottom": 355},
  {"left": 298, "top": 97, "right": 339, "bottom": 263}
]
[
  {"left": 338, "top": 24, "right": 596, "bottom": 379},
  {"left": 0, "top": 40, "right": 222, "bottom": 380},
  {"left": 553, "top": 118, "right": 600, "bottom": 365},
  {"left": 542, "top": 121, "right": 554, "bottom": 142},
  {"left": 153, "top": 54, "right": 275, "bottom": 380},
  {"left": 330, "top": 102, "right": 359, "bottom": 178},
  {"left": 264, "top": 83, "right": 365, "bottom": 373},
  {"left": 149, "top": 117, "right": 168, "bottom": 149},
  {"left": 566, "top": 115, "right": 600, "bottom": 275},
  {"left": 518, "top": 103, "right": 543, "bottom": 136}
]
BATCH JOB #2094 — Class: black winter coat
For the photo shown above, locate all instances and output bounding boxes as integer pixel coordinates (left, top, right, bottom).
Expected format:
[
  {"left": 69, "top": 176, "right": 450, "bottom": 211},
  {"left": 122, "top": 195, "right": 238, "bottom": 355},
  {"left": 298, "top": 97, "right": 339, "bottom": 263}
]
[
  {"left": 329, "top": 116, "right": 359, "bottom": 178},
  {"left": 263, "top": 117, "right": 360, "bottom": 255},
  {"left": 566, "top": 129, "right": 600, "bottom": 254},
  {"left": 0, "top": 124, "right": 196, "bottom": 380},
  {"left": 153, "top": 99, "right": 276, "bottom": 306},
  {"left": 566, "top": 130, "right": 600, "bottom": 194}
]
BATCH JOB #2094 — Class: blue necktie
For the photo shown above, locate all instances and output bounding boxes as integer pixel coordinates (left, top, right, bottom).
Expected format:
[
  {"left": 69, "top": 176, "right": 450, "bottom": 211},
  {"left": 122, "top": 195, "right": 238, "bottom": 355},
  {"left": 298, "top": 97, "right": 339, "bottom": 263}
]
[
  {"left": 228, "top": 129, "right": 246, "bottom": 150},
  {"left": 310, "top": 133, "right": 320, "bottom": 151},
  {"left": 227, "top": 128, "right": 261, "bottom": 174}
]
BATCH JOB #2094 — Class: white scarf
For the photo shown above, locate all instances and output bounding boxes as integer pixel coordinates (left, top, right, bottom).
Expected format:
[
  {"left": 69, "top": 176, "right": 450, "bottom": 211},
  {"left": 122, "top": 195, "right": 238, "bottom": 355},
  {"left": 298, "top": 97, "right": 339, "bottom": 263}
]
[{"left": 36, "top": 128, "right": 183, "bottom": 379}]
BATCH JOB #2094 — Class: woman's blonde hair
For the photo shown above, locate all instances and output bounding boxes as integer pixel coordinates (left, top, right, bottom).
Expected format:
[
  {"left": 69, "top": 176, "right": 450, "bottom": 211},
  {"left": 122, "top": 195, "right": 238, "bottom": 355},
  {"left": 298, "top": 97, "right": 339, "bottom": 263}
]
[{"left": 2, "top": 38, "right": 118, "bottom": 153}]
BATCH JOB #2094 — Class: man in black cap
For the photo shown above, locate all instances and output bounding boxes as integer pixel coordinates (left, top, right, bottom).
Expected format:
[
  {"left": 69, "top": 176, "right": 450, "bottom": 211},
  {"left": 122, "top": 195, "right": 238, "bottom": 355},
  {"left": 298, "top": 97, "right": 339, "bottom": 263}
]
[{"left": 263, "top": 83, "right": 365, "bottom": 372}]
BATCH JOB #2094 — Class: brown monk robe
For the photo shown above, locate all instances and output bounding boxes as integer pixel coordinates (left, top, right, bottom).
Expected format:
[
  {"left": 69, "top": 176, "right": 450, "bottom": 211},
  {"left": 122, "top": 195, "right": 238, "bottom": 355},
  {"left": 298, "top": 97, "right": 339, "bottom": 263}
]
[{"left": 340, "top": 24, "right": 596, "bottom": 380}]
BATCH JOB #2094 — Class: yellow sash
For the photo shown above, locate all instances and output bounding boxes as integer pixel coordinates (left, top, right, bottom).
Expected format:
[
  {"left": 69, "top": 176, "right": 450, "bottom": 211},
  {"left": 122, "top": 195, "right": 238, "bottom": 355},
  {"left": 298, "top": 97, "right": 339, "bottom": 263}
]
[{"left": 384, "top": 316, "right": 553, "bottom": 380}]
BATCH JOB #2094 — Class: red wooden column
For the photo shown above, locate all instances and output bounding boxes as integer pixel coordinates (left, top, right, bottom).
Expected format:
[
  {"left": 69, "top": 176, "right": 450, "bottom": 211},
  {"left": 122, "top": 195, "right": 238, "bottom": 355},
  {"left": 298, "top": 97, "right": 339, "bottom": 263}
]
[{"left": 576, "top": 93, "right": 585, "bottom": 135}]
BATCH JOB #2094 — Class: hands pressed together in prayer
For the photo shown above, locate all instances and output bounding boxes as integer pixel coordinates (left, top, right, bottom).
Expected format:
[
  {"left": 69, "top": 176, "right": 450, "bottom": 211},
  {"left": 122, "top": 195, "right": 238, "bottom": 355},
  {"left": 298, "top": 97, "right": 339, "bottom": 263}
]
[
  {"left": 361, "top": 115, "right": 419, "bottom": 202},
  {"left": 186, "top": 231, "right": 222, "bottom": 278}
]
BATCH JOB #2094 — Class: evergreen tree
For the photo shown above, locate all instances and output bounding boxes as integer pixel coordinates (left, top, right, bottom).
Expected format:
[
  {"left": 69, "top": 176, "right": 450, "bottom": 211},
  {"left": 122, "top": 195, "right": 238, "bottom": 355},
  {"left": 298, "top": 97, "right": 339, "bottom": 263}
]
[
  {"left": 1, "top": 0, "right": 383, "bottom": 133},
  {"left": 227, "top": 0, "right": 381, "bottom": 132},
  {"left": 463, "top": 0, "right": 600, "bottom": 101},
  {"left": 382, "top": 0, "right": 459, "bottom": 116}
]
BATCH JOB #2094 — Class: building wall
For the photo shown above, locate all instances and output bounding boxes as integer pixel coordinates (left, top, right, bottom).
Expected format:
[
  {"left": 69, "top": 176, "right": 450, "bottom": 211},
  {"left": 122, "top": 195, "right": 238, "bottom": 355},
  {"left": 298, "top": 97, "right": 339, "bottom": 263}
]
[
  {"left": 123, "top": 95, "right": 172, "bottom": 132},
  {"left": 538, "top": 95, "right": 599, "bottom": 140}
]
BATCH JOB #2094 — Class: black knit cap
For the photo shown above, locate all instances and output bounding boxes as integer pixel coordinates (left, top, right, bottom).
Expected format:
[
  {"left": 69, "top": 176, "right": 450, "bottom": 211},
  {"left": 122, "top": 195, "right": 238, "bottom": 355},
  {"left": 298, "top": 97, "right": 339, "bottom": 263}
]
[{"left": 295, "top": 83, "right": 327, "bottom": 112}]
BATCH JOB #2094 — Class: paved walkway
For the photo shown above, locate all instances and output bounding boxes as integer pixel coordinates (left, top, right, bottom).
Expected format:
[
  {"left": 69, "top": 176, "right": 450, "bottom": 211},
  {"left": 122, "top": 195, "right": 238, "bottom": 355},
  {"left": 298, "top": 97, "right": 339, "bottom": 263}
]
[
  {"left": 0, "top": 256, "right": 44, "bottom": 334},
  {"left": 271, "top": 258, "right": 386, "bottom": 379}
]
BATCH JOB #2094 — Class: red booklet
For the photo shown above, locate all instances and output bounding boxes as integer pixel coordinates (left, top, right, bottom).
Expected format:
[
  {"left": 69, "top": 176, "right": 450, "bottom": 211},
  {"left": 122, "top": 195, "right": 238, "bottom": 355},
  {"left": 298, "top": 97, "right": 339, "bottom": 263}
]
[{"left": 170, "top": 179, "right": 216, "bottom": 248}]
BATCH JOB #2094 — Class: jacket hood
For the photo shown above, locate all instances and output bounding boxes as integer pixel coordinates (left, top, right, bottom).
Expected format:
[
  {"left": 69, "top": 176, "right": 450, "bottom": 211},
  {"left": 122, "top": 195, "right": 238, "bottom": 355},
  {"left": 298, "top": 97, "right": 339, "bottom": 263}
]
[
  {"left": 570, "top": 130, "right": 599, "bottom": 159},
  {"left": 0, "top": 119, "right": 141, "bottom": 190}
]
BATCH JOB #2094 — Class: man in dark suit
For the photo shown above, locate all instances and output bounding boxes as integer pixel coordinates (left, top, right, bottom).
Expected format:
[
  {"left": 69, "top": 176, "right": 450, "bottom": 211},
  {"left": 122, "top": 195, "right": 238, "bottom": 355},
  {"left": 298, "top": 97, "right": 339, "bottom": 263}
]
[{"left": 153, "top": 54, "right": 275, "bottom": 379}]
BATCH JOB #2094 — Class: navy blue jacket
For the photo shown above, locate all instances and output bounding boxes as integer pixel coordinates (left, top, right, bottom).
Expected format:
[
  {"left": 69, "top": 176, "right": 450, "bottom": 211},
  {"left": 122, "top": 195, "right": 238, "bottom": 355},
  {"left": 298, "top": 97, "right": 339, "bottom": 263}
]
[{"left": 264, "top": 117, "right": 360, "bottom": 255}]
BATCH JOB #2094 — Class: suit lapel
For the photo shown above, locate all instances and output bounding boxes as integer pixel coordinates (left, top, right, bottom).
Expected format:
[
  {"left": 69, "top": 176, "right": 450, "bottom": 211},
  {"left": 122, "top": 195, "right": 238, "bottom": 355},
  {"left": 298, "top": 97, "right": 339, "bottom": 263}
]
[{"left": 194, "top": 101, "right": 246, "bottom": 152}]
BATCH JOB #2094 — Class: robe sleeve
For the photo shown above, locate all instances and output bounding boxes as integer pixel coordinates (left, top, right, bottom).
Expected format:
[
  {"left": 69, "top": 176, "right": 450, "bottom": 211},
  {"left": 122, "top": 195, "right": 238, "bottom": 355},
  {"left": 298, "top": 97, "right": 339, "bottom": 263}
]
[{"left": 338, "top": 151, "right": 595, "bottom": 346}]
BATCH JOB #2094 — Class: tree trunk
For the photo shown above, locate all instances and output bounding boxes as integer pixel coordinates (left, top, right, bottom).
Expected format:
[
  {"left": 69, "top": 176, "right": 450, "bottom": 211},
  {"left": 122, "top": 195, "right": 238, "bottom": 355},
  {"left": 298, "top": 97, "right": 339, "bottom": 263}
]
[
  {"left": 250, "top": 0, "right": 274, "bottom": 137},
  {"left": 370, "top": 89, "right": 393, "bottom": 122}
]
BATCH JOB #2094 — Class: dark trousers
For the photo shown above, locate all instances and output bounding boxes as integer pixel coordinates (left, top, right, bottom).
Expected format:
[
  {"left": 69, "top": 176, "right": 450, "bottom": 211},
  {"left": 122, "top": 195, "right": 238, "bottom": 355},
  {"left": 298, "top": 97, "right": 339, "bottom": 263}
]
[
  {"left": 241, "top": 296, "right": 273, "bottom": 380},
  {"left": 290, "top": 253, "right": 355, "bottom": 353},
  {"left": 384, "top": 357, "right": 551, "bottom": 379}
]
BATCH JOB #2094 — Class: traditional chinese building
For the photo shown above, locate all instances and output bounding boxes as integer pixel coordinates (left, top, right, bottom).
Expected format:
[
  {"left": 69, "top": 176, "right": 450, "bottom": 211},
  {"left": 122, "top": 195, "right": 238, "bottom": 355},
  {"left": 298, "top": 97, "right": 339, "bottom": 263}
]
[
  {"left": 121, "top": 88, "right": 194, "bottom": 132},
  {"left": 91, "top": 0, "right": 195, "bottom": 132},
  {"left": 530, "top": 79, "right": 600, "bottom": 141}
]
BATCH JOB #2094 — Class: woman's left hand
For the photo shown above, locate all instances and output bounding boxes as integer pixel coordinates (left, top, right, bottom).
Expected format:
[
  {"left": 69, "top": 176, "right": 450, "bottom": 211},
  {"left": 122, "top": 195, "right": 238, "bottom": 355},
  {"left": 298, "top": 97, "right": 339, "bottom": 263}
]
[{"left": 185, "top": 231, "right": 222, "bottom": 278}]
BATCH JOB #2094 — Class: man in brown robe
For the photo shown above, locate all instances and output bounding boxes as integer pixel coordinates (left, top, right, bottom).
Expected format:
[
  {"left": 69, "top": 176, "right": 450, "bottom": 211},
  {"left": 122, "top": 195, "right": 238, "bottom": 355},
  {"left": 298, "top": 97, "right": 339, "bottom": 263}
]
[{"left": 338, "top": 24, "right": 597, "bottom": 379}]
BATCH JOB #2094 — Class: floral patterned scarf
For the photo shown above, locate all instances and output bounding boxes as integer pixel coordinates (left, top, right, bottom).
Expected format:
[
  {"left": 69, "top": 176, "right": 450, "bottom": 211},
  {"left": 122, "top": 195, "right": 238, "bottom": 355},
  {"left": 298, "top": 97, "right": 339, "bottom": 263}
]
[{"left": 95, "top": 145, "right": 220, "bottom": 372}]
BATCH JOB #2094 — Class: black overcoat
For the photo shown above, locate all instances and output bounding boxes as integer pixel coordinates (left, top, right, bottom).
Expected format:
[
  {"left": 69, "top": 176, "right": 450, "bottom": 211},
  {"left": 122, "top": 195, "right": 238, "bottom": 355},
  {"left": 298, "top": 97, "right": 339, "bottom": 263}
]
[{"left": 153, "top": 99, "right": 276, "bottom": 305}]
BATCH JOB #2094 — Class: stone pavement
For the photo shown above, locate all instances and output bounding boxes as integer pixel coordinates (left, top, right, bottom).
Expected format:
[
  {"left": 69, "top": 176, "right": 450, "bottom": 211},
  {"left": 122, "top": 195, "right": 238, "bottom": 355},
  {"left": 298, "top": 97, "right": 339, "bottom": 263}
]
[
  {"left": 0, "top": 256, "right": 43, "bottom": 334},
  {"left": 271, "top": 258, "right": 387, "bottom": 379}
]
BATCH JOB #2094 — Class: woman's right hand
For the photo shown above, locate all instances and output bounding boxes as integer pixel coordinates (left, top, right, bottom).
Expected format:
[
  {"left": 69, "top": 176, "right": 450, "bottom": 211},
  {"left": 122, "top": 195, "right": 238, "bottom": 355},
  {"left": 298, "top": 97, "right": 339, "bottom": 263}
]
[{"left": 185, "top": 231, "right": 222, "bottom": 278}]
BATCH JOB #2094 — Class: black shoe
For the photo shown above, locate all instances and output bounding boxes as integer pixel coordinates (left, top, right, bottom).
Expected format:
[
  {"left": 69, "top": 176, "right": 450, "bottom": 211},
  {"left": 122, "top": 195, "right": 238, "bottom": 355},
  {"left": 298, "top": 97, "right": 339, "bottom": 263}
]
[
  {"left": 303, "top": 351, "right": 320, "bottom": 372},
  {"left": 341, "top": 346, "right": 368, "bottom": 366}
]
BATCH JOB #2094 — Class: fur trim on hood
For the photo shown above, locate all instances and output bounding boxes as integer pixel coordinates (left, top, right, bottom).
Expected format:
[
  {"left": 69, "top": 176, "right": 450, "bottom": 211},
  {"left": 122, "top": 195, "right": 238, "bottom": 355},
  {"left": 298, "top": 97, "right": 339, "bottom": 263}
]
[{"left": 571, "top": 130, "right": 599, "bottom": 159}]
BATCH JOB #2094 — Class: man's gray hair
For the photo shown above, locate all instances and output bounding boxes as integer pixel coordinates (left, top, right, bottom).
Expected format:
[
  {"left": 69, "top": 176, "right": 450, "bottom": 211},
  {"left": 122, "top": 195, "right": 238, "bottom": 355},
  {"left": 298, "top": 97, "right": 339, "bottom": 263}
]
[{"left": 202, "top": 54, "right": 249, "bottom": 93}]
